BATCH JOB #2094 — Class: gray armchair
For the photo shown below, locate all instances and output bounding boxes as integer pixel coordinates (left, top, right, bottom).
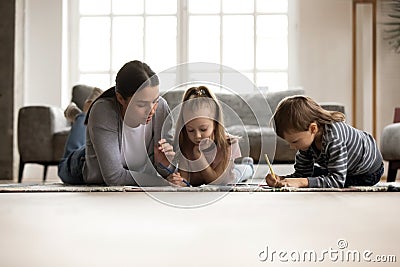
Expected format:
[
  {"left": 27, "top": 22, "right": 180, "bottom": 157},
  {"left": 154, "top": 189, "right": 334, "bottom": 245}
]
[{"left": 17, "top": 85, "right": 96, "bottom": 182}]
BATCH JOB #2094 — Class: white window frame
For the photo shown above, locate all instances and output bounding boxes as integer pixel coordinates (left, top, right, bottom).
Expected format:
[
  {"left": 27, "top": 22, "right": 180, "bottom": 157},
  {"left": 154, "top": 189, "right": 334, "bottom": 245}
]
[{"left": 68, "top": 0, "right": 292, "bottom": 92}]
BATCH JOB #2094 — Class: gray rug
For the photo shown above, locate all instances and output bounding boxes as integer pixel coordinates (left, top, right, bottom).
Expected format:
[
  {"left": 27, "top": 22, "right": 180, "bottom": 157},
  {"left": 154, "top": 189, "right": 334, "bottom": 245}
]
[{"left": 0, "top": 182, "right": 398, "bottom": 192}]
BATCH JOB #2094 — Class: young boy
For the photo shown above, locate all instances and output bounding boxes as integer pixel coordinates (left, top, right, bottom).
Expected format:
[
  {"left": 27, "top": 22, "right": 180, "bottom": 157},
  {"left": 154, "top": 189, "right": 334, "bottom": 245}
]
[{"left": 265, "top": 95, "right": 384, "bottom": 188}]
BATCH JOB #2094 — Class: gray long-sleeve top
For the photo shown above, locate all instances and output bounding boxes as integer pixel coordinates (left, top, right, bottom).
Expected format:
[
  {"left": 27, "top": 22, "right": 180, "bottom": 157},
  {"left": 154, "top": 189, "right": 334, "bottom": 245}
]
[{"left": 82, "top": 95, "right": 172, "bottom": 186}]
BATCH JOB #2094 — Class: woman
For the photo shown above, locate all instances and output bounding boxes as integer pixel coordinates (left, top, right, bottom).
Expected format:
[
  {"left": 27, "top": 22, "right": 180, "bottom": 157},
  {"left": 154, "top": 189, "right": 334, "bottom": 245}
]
[{"left": 58, "top": 60, "right": 172, "bottom": 186}]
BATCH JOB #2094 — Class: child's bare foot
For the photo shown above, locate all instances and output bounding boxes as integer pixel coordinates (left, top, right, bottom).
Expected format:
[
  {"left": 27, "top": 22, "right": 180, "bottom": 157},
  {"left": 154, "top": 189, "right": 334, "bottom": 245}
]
[
  {"left": 83, "top": 87, "right": 103, "bottom": 113},
  {"left": 64, "top": 102, "right": 82, "bottom": 123}
]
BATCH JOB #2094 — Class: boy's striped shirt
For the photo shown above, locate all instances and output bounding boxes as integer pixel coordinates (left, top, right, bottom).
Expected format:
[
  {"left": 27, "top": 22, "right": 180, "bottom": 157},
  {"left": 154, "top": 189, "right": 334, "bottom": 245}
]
[{"left": 285, "top": 121, "right": 382, "bottom": 188}]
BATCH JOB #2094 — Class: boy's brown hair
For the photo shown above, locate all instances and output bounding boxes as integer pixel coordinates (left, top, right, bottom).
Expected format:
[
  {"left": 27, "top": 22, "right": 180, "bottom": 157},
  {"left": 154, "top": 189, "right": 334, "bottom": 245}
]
[{"left": 272, "top": 95, "right": 345, "bottom": 138}]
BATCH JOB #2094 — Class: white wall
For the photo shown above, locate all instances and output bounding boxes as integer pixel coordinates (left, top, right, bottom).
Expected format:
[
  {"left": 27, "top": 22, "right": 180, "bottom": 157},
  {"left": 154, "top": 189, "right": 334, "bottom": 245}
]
[
  {"left": 22, "top": 0, "right": 65, "bottom": 181},
  {"left": 377, "top": 1, "right": 400, "bottom": 179},
  {"left": 377, "top": 1, "right": 400, "bottom": 135},
  {"left": 291, "top": 0, "right": 353, "bottom": 122},
  {"left": 291, "top": 0, "right": 400, "bottom": 137},
  {"left": 25, "top": 0, "right": 63, "bottom": 106},
  {"left": 20, "top": 0, "right": 400, "bottom": 181},
  {"left": 14, "top": 0, "right": 25, "bottom": 179}
]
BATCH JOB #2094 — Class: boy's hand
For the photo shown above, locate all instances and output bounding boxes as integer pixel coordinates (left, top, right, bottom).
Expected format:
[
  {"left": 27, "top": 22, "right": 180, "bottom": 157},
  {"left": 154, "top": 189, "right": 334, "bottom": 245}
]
[
  {"left": 265, "top": 173, "right": 286, "bottom": 187},
  {"left": 265, "top": 175, "right": 309, "bottom": 188}
]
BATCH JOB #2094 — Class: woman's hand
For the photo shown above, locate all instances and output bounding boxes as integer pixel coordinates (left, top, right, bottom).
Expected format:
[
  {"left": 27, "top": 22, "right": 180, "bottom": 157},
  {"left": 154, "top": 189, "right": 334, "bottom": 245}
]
[
  {"left": 167, "top": 172, "right": 189, "bottom": 187},
  {"left": 155, "top": 139, "right": 175, "bottom": 166}
]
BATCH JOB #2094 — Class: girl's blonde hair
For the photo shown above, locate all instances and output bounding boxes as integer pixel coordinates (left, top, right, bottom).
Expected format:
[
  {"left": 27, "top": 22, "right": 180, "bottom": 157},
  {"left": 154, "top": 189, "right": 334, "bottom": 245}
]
[
  {"left": 272, "top": 95, "right": 345, "bottom": 138},
  {"left": 175, "top": 86, "right": 231, "bottom": 171}
]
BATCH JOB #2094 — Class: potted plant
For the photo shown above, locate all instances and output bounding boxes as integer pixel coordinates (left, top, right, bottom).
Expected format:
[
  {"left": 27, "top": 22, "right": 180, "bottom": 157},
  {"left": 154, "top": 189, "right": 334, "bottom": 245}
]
[{"left": 383, "top": 0, "right": 400, "bottom": 53}]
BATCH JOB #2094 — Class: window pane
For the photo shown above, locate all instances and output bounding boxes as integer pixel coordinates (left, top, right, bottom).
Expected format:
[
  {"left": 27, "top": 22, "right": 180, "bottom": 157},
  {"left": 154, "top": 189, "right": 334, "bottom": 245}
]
[
  {"left": 256, "top": 0, "right": 288, "bottom": 13},
  {"left": 189, "top": 16, "right": 220, "bottom": 63},
  {"left": 75, "top": 0, "right": 290, "bottom": 97},
  {"left": 222, "top": 72, "right": 255, "bottom": 93},
  {"left": 79, "top": 17, "right": 110, "bottom": 71},
  {"left": 257, "top": 15, "right": 287, "bottom": 37},
  {"left": 189, "top": 73, "right": 221, "bottom": 87},
  {"left": 222, "top": 0, "right": 253, "bottom": 13},
  {"left": 257, "top": 38, "right": 287, "bottom": 69},
  {"left": 145, "top": 0, "right": 177, "bottom": 14},
  {"left": 242, "top": 72, "right": 255, "bottom": 87},
  {"left": 145, "top": 16, "right": 177, "bottom": 72},
  {"left": 80, "top": 0, "right": 110, "bottom": 15},
  {"left": 256, "top": 15, "right": 287, "bottom": 69},
  {"left": 257, "top": 72, "right": 288, "bottom": 91},
  {"left": 80, "top": 73, "right": 112, "bottom": 89},
  {"left": 223, "top": 15, "right": 253, "bottom": 70},
  {"left": 112, "top": 0, "right": 144, "bottom": 15},
  {"left": 189, "top": 0, "right": 220, "bottom": 14},
  {"left": 112, "top": 17, "right": 144, "bottom": 71},
  {"left": 159, "top": 72, "right": 178, "bottom": 92}
]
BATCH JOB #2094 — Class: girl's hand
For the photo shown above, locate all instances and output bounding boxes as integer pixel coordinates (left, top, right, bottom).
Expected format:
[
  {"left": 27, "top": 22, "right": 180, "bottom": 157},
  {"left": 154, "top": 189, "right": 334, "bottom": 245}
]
[
  {"left": 265, "top": 173, "right": 286, "bottom": 187},
  {"left": 156, "top": 139, "right": 175, "bottom": 166},
  {"left": 192, "top": 144, "right": 201, "bottom": 158},
  {"left": 193, "top": 138, "right": 216, "bottom": 158},
  {"left": 167, "top": 172, "right": 188, "bottom": 187}
]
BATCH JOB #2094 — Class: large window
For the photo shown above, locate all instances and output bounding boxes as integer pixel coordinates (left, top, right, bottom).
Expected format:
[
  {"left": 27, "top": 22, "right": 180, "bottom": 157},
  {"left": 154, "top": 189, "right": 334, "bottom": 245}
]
[{"left": 70, "top": 0, "right": 288, "bottom": 92}]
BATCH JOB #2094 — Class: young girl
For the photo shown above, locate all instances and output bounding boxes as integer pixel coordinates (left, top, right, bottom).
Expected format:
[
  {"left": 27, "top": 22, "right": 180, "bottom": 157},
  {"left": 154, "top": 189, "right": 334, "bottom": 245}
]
[
  {"left": 265, "top": 95, "right": 384, "bottom": 188},
  {"left": 58, "top": 60, "right": 172, "bottom": 186},
  {"left": 159, "top": 86, "right": 243, "bottom": 187}
]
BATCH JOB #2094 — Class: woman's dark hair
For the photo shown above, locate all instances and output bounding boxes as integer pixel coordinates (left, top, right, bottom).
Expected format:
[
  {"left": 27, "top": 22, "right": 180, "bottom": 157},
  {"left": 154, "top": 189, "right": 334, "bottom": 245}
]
[{"left": 85, "top": 60, "right": 159, "bottom": 124}]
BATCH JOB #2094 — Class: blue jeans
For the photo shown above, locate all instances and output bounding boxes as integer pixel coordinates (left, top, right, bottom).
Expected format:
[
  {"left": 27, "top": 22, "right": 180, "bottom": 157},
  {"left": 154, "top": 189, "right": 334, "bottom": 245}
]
[
  {"left": 312, "top": 163, "right": 384, "bottom": 187},
  {"left": 58, "top": 113, "right": 86, "bottom": 185}
]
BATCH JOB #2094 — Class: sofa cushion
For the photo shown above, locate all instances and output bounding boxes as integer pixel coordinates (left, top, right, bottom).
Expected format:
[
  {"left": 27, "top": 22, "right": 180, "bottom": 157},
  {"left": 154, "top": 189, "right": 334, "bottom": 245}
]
[
  {"left": 161, "top": 90, "right": 184, "bottom": 112},
  {"left": 72, "top": 84, "right": 96, "bottom": 110},
  {"left": 226, "top": 125, "right": 297, "bottom": 163},
  {"left": 264, "top": 89, "right": 305, "bottom": 114},
  {"left": 320, "top": 102, "right": 346, "bottom": 114},
  {"left": 223, "top": 89, "right": 305, "bottom": 127}
]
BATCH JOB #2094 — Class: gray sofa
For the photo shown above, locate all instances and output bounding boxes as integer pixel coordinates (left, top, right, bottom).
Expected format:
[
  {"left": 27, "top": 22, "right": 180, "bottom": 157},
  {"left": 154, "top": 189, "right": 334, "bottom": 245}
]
[
  {"left": 380, "top": 108, "right": 400, "bottom": 181},
  {"left": 162, "top": 89, "right": 306, "bottom": 163},
  {"left": 17, "top": 84, "right": 95, "bottom": 182},
  {"left": 162, "top": 89, "right": 345, "bottom": 164},
  {"left": 18, "top": 85, "right": 345, "bottom": 182}
]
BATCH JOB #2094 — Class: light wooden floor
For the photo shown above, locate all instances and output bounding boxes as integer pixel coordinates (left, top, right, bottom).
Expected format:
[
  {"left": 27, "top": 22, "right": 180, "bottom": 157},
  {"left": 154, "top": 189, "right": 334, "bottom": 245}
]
[
  {"left": 1, "top": 164, "right": 397, "bottom": 266},
  {"left": 0, "top": 191, "right": 399, "bottom": 266}
]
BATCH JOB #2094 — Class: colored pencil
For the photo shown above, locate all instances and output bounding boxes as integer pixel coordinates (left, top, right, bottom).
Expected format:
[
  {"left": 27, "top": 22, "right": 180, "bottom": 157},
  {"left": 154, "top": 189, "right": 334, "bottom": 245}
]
[{"left": 264, "top": 154, "right": 275, "bottom": 178}]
